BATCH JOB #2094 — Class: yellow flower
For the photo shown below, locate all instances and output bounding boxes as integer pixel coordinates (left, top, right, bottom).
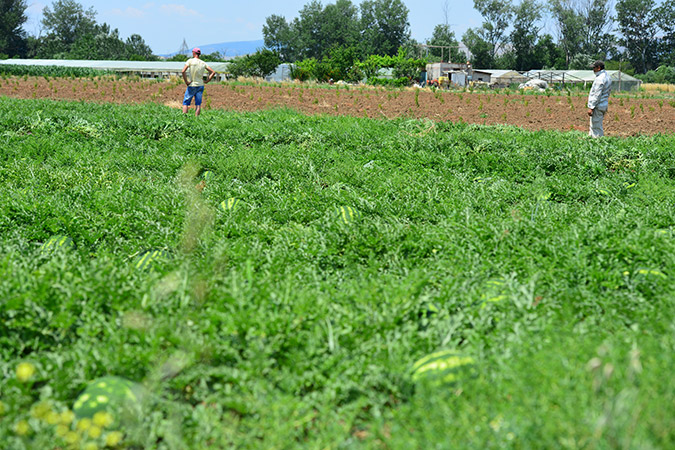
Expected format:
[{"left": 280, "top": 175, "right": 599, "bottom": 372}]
[
  {"left": 46, "top": 411, "right": 60, "bottom": 425},
  {"left": 60, "top": 409, "right": 75, "bottom": 425},
  {"left": 92, "top": 411, "right": 114, "bottom": 428},
  {"left": 88, "top": 425, "right": 102, "bottom": 439},
  {"left": 55, "top": 424, "right": 69, "bottom": 437},
  {"left": 76, "top": 417, "right": 92, "bottom": 432},
  {"left": 31, "top": 401, "right": 52, "bottom": 419},
  {"left": 83, "top": 442, "right": 99, "bottom": 450},
  {"left": 105, "top": 431, "right": 124, "bottom": 447},
  {"left": 16, "top": 362, "right": 36, "bottom": 382},
  {"left": 64, "top": 430, "right": 79, "bottom": 444},
  {"left": 14, "top": 420, "right": 31, "bottom": 436}
]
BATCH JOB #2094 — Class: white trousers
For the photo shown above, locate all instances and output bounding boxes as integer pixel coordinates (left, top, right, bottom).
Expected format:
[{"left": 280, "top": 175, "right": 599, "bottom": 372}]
[{"left": 589, "top": 108, "right": 607, "bottom": 138}]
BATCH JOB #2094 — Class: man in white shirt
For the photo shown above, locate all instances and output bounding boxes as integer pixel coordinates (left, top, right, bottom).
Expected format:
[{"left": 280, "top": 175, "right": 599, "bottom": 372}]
[
  {"left": 587, "top": 60, "right": 612, "bottom": 138},
  {"left": 182, "top": 48, "right": 216, "bottom": 116}
]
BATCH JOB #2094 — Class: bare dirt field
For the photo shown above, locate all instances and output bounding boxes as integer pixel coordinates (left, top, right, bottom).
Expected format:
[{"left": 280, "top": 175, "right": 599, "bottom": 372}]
[{"left": 2, "top": 76, "right": 675, "bottom": 136}]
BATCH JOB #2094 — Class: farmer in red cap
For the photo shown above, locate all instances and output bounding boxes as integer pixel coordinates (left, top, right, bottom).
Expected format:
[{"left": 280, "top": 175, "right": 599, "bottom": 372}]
[{"left": 181, "top": 47, "right": 216, "bottom": 116}]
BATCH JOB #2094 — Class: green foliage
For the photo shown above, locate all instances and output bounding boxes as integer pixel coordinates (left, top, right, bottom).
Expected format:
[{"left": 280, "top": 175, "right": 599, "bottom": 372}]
[
  {"left": 510, "top": 0, "right": 542, "bottom": 71},
  {"left": 616, "top": 0, "right": 660, "bottom": 73},
  {"left": 368, "top": 76, "right": 409, "bottom": 87},
  {"left": 31, "top": 0, "right": 156, "bottom": 60},
  {"left": 569, "top": 53, "right": 594, "bottom": 70},
  {"left": 0, "top": 64, "right": 112, "bottom": 78},
  {"left": 263, "top": 0, "right": 410, "bottom": 61},
  {"left": 291, "top": 47, "right": 425, "bottom": 83},
  {"left": 463, "top": 0, "right": 513, "bottom": 67},
  {"left": 166, "top": 54, "right": 189, "bottom": 62},
  {"left": 226, "top": 49, "right": 281, "bottom": 78},
  {"left": 462, "top": 28, "right": 494, "bottom": 68},
  {"left": 426, "top": 24, "right": 464, "bottom": 63},
  {"left": 0, "top": 97, "right": 674, "bottom": 448},
  {"left": 290, "top": 57, "right": 316, "bottom": 81},
  {"left": 635, "top": 65, "right": 675, "bottom": 84},
  {"left": 0, "top": 0, "right": 28, "bottom": 58},
  {"left": 358, "top": 0, "right": 411, "bottom": 56},
  {"left": 198, "top": 52, "right": 225, "bottom": 63},
  {"left": 356, "top": 49, "right": 426, "bottom": 83}
]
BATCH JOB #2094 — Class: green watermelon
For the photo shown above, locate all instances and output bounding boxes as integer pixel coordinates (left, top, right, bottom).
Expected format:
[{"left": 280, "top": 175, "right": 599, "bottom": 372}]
[
  {"left": 411, "top": 349, "right": 476, "bottom": 386},
  {"left": 220, "top": 197, "right": 240, "bottom": 211},
  {"left": 41, "top": 236, "right": 75, "bottom": 252},
  {"left": 201, "top": 170, "right": 215, "bottom": 182},
  {"left": 338, "top": 206, "right": 360, "bottom": 224},
  {"left": 133, "top": 249, "right": 170, "bottom": 270},
  {"left": 73, "top": 376, "right": 144, "bottom": 422}
]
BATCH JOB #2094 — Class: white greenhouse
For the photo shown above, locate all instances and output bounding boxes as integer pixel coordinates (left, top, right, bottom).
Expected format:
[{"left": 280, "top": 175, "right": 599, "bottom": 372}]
[
  {"left": 0, "top": 59, "right": 230, "bottom": 80},
  {"left": 523, "top": 70, "right": 641, "bottom": 91}
]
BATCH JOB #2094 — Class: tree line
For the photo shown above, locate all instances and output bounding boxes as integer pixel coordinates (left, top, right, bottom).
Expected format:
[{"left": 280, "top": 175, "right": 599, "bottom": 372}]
[
  {"left": 262, "top": 0, "right": 675, "bottom": 74},
  {"left": 1, "top": 0, "right": 155, "bottom": 60},
  {"left": 1, "top": 0, "right": 674, "bottom": 78}
]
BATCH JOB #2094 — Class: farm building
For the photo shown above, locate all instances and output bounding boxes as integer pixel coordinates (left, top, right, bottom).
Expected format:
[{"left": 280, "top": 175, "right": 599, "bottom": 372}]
[
  {"left": 426, "top": 62, "right": 469, "bottom": 81},
  {"left": 524, "top": 70, "right": 641, "bottom": 91},
  {"left": 470, "top": 70, "right": 529, "bottom": 87},
  {"left": 0, "top": 59, "right": 230, "bottom": 80}
]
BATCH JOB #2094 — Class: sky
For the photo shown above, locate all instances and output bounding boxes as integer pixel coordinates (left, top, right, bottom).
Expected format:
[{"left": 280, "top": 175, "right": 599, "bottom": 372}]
[{"left": 24, "top": 0, "right": 486, "bottom": 55}]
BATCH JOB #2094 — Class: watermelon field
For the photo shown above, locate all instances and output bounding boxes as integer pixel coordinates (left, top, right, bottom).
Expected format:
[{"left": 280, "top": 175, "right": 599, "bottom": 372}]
[{"left": 1, "top": 96, "right": 674, "bottom": 448}]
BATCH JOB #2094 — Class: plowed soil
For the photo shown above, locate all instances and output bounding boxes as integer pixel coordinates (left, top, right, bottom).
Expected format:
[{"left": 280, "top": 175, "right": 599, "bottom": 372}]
[{"left": 2, "top": 76, "right": 674, "bottom": 136}]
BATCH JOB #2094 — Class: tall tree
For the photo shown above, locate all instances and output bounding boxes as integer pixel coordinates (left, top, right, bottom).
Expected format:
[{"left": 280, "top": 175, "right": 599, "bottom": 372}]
[
  {"left": 654, "top": 1, "right": 675, "bottom": 65},
  {"left": 510, "top": 0, "right": 543, "bottom": 71},
  {"left": 41, "top": 0, "right": 97, "bottom": 47},
  {"left": 473, "top": 0, "right": 513, "bottom": 61},
  {"left": 0, "top": 0, "right": 28, "bottom": 57},
  {"left": 33, "top": 0, "right": 155, "bottom": 60},
  {"left": 293, "top": 0, "right": 327, "bottom": 59},
  {"left": 427, "top": 24, "right": 464, "bottom": 62},
  {"left": 548, "top": 0, "right": 584, "bottom": 67},
  {"left": 68, "top": 23, "right": 125, "bottom": 60},
  {"left": 616, "top": 0, "right": 658, "bottom": 73},
  {"left": 263, "top": 14, "right": 297, "bottom": 61},
  {"left": 533, "top": 33, "right": 566, "bottom": 68},
  {"left": 321, "top": 0, "right": 359, "bottom": 50},
  {"left": 462, "top": 28, "right": 494, "bottom": 68},
  {"left": 578, "top": 0, "right": 614, "bottom": 59},
  {"left": 125, "top": 34, "right": 154, "bottom": 60},
  {"left": 359, "top": 0, "right": 410, "bottom": 56}
]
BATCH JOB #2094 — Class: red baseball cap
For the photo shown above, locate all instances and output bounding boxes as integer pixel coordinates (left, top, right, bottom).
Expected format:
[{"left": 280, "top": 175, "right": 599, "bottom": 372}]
[{"left": 192, "top": 48, "right": 201, "bottom": 54}]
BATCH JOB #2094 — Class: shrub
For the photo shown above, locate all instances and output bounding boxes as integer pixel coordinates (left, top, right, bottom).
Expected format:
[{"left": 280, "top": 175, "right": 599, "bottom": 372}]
[
  {"left": 368, "top": 76, "right": 409, "bottom": 87},
  {"left": 226, "top": 49, "right": 281, "bottom": 79},
  {"left": 635, "top": 66, "right": 675, "bottom": 84}
]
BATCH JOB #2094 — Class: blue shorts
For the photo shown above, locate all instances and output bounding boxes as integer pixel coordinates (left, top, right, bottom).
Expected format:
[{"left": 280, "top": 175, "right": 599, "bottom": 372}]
[{"left": 183, "top": 86, "right": 204, "bottom": 106}]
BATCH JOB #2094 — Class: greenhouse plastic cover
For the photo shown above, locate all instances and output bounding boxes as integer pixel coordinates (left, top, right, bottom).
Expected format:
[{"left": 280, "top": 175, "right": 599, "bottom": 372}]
[
  {"left": 523, "top": 70, "right": 640, "bottom": 83},
  {"left": 0, "top": 59, "right": 230, "bottom": 73}
]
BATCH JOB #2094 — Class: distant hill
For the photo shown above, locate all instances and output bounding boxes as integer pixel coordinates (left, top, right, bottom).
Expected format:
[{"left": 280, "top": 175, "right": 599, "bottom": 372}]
[{"left": 162, "top": 40, "right": 265, "bottom": 59}]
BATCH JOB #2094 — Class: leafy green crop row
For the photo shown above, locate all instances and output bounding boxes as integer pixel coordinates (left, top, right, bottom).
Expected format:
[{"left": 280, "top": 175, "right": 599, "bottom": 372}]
[
  {"left": 0, "top": 97, "right": 673, "bottom": 448},
  {"left": 0, "top": 64, "right": 113, "bottom": 79}
]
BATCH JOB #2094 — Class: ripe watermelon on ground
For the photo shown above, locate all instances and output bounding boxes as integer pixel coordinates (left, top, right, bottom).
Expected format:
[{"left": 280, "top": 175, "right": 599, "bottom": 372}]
[
  {"left": 133, "top": 249, "right": 171, "bottom": 270},
  {"left": 220, "top": 197, "right": 240, "bottom": 211},
  {"left": 41, "top": 236, "right": 75, "bottom": 252},
  {"left": 200, "top": 170, "right": 215, "bottom": 182},
  {"left": 411, "top": 349, "right": 476, "bottom": 387},
  {"left": 338, "top": 206, "right": 360, "bottom": 224},
  {"left": 73, "top": 376, "right": 145, "bottom": 422}
]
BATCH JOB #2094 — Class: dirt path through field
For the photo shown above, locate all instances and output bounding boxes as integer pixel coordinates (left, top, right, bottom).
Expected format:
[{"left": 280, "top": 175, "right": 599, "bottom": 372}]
[{"left": 2, "top": 76, "right": 674, "bottom": 136}]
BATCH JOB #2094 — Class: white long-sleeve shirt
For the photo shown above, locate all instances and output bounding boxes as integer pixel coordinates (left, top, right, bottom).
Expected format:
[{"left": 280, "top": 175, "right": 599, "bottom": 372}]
[{"left": 587, "top": 69, "right": 612, "bottom": 110}]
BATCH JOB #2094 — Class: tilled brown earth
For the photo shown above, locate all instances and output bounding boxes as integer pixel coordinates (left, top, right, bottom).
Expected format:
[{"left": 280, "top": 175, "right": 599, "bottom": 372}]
[{"left": 2, "top": 76, "right": 674, "bottom": 136}]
